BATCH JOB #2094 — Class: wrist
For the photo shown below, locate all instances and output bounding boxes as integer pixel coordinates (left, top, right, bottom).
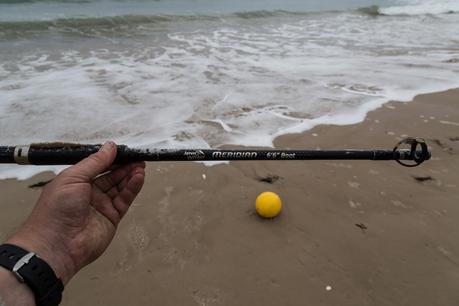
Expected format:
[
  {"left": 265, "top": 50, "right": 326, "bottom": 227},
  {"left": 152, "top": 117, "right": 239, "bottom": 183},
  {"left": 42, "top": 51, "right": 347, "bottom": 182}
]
[
  {"left": 0, "top": 266, "right": 35, "bottom": 306},
  {"left": 6, "top": 229, "right": 75, "bottom": 285}
]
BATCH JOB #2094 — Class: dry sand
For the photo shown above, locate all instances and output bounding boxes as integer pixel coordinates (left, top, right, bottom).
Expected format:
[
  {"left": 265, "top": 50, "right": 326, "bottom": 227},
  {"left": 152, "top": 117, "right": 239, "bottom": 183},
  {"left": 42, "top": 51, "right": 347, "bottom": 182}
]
[{"left": 1, "top": 89, "right": 459, "bottom": 306}]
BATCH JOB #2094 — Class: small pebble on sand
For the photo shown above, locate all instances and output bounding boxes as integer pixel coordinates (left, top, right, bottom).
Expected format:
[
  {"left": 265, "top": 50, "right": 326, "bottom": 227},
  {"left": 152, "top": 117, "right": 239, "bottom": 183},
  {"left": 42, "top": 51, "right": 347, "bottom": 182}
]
[{"left": 347, "top": 181, "right": 360, "bottom": 189}]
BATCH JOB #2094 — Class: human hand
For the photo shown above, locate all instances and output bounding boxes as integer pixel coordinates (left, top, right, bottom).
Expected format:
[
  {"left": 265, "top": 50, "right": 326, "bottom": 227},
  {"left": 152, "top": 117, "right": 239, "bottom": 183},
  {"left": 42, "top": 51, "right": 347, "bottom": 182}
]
[{"left": 6, "top": 142, "right": 145, "bottom": 284}]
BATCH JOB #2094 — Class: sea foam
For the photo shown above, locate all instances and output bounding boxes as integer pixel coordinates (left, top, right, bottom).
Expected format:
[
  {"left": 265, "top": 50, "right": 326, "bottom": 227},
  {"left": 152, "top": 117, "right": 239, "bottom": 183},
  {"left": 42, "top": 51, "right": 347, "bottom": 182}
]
[
  {"left": 380, "top": 0, "right": 459, "bottom": 15},
  {"left": 0, "top": 1, "right": 459, "bottom": 180}
]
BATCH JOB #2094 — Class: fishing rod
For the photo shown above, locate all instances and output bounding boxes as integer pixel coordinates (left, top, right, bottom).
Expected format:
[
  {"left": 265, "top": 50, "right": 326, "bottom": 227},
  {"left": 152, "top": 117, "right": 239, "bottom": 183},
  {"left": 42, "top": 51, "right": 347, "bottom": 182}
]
[{"left": 0, "top": 137, "right": 430, "bottom": 167}]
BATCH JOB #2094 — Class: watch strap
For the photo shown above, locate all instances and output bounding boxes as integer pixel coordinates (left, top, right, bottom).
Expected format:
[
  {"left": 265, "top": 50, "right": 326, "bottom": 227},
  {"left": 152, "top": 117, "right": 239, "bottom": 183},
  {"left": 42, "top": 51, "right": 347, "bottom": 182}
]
[{"left": 0, "top": 244, "right": 64, "bottom": 306}]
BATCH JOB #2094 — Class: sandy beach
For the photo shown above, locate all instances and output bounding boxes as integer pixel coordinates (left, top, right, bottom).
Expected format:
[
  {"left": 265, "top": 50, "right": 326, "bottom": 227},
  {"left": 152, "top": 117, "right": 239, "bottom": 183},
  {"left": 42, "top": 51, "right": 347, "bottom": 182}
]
[{"left": 1, "top": 89, "right": 458, "bottom": 306}]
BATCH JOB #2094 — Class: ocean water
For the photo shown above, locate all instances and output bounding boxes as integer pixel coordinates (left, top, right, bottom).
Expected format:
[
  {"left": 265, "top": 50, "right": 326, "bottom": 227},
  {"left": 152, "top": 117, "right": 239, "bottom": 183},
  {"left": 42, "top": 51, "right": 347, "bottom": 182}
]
[{"left": 0, "top": 0, "right": 458, "bottom": 179}]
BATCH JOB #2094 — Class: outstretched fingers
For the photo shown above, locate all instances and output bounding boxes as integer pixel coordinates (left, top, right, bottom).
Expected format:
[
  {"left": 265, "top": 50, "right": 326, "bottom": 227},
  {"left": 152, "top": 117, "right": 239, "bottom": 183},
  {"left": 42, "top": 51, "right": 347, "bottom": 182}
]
[
  {"left": 112, "top": 166, "right": 145, "bottom": 218},
  {"left": 94, "top": 161, "right": 145, "bottom": 193},
  {"left": 91, "top": 190, "right": 122, "bottom": 227}
]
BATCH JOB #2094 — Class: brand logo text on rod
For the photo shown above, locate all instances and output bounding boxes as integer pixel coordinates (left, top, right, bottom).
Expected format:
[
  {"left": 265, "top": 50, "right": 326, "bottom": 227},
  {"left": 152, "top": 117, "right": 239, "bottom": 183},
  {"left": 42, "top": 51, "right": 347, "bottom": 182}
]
[{"left": 212, "top": 151, "right": 258, "bottom": 159}]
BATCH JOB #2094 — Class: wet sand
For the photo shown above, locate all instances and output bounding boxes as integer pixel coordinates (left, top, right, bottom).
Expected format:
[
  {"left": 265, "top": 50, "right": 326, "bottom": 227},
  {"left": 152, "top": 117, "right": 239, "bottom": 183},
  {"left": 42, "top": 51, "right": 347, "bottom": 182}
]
[{"left": 1, "top": 89, "right": 459, "bottom": 306}]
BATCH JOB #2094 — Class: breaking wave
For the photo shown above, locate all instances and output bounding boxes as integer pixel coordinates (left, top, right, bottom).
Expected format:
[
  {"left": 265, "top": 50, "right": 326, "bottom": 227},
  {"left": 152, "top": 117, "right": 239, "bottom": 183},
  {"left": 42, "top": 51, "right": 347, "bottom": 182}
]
[{"left": 360, "top": 0, "right": 459, "bottom": 16}]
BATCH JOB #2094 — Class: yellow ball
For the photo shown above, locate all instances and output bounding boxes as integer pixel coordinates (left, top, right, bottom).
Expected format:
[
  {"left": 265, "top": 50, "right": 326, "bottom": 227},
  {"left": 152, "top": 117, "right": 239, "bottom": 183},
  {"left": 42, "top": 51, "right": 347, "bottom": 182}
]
[{"left": 255, "top": 191, "right": 282, "bottom": 218}]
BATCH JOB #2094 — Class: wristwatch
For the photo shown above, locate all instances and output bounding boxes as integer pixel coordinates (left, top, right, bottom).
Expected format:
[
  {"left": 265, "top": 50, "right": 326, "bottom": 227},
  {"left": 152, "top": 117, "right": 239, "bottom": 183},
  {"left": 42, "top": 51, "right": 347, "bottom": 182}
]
[{"left": 0, "top": 244, "right": 64, "bottom": 306}]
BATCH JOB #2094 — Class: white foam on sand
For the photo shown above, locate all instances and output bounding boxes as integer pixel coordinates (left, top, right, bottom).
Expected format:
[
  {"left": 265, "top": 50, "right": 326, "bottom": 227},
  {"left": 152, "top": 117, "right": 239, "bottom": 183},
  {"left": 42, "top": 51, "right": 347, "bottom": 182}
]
[
  {"left": 1, "top": 6, "right": 459, "bottom": 179},
  {"left": 0, "top": 165, "right": 67, "bottom": 181}
]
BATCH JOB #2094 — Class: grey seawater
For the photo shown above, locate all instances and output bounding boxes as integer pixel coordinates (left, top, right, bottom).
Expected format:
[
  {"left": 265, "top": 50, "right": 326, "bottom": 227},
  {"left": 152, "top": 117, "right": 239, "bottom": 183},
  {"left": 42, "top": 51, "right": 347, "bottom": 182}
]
[
  {"left": 0, "top": 0, "right": 459, "bottom": 179},
  {"left": 0, "top": 0, "right": 395, "bottom": 21}
]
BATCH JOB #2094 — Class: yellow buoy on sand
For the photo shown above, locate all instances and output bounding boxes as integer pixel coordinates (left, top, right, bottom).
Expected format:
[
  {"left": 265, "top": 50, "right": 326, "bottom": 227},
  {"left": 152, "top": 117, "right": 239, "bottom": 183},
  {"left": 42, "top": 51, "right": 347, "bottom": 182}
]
[{"left": 255, "top": 191, "right": 282, "bottom": 218}]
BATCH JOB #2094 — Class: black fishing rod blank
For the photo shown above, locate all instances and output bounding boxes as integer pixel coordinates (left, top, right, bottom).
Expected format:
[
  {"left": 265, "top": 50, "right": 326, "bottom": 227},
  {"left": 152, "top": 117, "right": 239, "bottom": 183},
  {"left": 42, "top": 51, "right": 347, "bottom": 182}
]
[{"left": 0, "top": 138, "right": 430, "bottom": 167}]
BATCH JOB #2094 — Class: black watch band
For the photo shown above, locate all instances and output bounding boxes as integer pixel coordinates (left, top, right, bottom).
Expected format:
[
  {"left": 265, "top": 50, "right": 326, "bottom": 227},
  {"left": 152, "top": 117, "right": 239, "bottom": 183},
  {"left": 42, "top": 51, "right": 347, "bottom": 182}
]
[{"left": 0, "top": 244, "right": 64, "bottom": 306}]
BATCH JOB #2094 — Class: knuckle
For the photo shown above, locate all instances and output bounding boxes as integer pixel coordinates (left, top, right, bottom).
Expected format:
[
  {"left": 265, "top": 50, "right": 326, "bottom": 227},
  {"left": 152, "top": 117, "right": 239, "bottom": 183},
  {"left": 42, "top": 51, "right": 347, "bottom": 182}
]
[
  {"left": 60, "top": 167, "right": 72, "bottom": 176},
  {"left": 60, "top": 167, "right": 79, "bottom": 179},
  {"left": 89, "top": 153, "right": 105, "bottom": 164}
]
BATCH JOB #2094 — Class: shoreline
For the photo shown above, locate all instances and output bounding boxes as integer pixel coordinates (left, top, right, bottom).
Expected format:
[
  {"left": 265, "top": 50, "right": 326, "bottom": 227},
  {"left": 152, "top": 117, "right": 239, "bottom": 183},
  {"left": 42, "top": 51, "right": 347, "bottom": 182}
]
[
  {"left": 1, "top": 88, "right": 459, "bottom": 305},
  {"left": 274, "top": 88, "right": 459, "bottom": 149},
  {"left": 1, "top": 87, "right": 458, "bottom": 182}
]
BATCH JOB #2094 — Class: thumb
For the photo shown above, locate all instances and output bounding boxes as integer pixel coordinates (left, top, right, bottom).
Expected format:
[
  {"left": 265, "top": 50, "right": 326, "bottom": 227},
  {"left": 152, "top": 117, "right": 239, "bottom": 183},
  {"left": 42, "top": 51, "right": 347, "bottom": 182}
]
[{"left": 67, "top": 141, "right": 117, "bottom": 179}]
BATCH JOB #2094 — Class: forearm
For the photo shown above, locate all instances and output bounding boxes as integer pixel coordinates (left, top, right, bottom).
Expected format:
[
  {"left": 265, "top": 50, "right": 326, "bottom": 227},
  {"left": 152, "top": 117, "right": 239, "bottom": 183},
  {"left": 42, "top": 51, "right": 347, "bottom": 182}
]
[{"left": 0, "top": 267, "right": 35, "bottom": 306}]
